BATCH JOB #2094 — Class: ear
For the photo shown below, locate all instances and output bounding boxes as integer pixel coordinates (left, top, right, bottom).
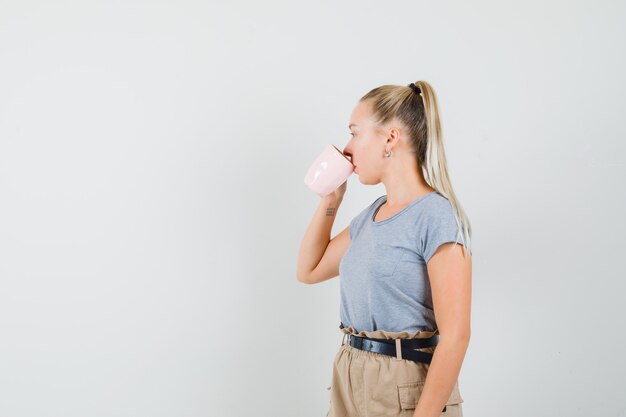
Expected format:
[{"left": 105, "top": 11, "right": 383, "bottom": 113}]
[{"left": 385, "top": 126, "right": 402, "bottom": 149}]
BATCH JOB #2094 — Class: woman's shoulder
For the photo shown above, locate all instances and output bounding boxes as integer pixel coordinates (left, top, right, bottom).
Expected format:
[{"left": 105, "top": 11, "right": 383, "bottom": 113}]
[
  {"left": 424, "top": 191, "right": 452, "bottom": 208},
  {"left": 416, "top": 192, "right": 455, "bottom": 222}
]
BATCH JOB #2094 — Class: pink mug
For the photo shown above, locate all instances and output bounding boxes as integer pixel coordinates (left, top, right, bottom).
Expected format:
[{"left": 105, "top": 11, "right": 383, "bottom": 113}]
[{"left": 304, "top": 144, "right": 355, "bottom": 197}]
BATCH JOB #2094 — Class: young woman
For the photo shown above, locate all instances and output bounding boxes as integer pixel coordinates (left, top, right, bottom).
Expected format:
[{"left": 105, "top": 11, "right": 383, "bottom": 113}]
[{"left": 297, "top": 80, "right": 473, "bottom": 417}]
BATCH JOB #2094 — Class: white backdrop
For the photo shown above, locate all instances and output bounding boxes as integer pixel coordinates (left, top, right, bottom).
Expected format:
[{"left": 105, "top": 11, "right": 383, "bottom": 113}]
[{"left": 1, "top": 1, "right": 625, "bottom": 416}]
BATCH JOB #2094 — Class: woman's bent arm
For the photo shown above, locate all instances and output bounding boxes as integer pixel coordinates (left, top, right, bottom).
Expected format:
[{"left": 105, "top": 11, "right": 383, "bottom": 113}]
[{"left": 296, "top": 195, "right": 346, "bottom": 284}]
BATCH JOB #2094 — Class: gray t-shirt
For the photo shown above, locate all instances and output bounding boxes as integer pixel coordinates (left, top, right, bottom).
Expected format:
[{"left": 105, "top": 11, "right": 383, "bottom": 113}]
[{"left": 338, "top": 191, "right": 464, "bottom": 333}]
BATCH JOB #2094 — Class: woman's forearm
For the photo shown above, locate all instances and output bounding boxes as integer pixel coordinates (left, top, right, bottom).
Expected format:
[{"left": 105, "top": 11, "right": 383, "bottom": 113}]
[
  {"left": 296, "top": 195, "right": 343, "bottom": 282},
  {"left": 413, "top": 335, "right": 470, "bottom": 417}
]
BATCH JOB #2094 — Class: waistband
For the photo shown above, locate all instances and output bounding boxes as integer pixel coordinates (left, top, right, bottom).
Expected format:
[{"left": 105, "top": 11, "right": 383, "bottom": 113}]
[{"left": 339, "top": 321, "right": 439, "bottom": 340}]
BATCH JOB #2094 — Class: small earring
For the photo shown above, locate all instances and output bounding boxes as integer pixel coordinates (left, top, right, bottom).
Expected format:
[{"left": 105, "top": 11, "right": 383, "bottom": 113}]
[{"left": 384, "top": 150, "right": 391, "bottom": 158}]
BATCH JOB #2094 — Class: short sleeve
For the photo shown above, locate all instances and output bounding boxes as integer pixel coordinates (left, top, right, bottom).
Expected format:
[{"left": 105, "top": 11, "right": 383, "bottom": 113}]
[{"left": 420, "top": 203, "right": 464, "bottom": 264}]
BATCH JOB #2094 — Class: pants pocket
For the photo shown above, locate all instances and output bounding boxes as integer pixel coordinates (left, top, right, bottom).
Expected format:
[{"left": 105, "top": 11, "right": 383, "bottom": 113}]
[{"left": 397, "top": 380, "right": 464, "bottom": 416}]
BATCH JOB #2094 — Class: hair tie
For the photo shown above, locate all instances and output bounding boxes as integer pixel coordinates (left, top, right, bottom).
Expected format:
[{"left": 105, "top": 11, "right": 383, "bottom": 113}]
[{"left": 408, "top": 83, "right": 422, "bottom": 95}]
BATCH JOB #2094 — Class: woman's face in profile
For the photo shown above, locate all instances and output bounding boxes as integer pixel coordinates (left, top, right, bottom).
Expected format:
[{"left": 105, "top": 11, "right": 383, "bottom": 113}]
[{"left": 343, "top": 100, "right": 387, "bottom": 184}]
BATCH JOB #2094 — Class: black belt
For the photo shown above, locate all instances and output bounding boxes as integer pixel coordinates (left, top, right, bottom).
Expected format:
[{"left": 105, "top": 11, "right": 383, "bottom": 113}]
[{"left": 346, "top": 334, "right": 439, "bottom": 364}]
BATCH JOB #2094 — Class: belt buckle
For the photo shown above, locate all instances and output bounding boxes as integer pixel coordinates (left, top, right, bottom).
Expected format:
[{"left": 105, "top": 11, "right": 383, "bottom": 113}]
[{"left": 395, "top": 338, "right": 403, "bottom": 360}]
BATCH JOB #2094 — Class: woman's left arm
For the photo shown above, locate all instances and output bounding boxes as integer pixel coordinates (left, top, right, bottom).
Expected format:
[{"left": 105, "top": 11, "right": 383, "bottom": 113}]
[{"left": 413, "top": 242, "right": 472, "bottom": 417}]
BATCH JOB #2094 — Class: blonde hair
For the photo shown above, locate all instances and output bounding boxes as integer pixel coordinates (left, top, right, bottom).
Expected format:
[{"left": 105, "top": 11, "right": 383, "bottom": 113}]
[{"left": 360, "top": 80, "right": 473, "bottom": 258}]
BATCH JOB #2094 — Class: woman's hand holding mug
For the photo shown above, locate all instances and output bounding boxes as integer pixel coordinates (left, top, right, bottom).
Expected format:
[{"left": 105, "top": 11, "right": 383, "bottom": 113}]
[
  {"left": 304, "top": 144, "right": 355, "bottom": 199},
  {"left": 324, "top": 178, "right": 347, "bottom": 204}
]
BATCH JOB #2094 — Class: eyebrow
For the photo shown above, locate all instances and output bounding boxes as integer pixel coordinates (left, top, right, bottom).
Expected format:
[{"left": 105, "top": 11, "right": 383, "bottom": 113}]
[{"left": 348, "top": 123, "right": 358, "bottom": 128}]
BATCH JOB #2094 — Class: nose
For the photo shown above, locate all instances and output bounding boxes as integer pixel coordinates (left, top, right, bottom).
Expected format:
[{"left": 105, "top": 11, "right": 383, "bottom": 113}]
[{"left": 342, "top": 141, "right": 356, "bottom": 164}]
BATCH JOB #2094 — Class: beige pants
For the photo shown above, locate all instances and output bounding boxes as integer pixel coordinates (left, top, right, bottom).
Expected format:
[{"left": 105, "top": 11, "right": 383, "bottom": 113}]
[{"left": 325, "top": 323, "right": 464, "bottom": 417}]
